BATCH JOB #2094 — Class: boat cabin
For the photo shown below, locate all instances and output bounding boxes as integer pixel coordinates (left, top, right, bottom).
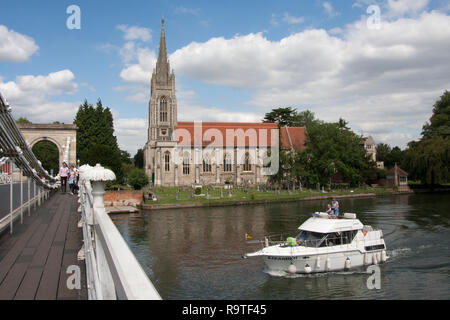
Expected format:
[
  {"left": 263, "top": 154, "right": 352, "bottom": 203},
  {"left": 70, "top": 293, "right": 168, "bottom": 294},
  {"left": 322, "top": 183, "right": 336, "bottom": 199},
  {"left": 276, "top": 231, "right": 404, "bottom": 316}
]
[{"left": 294, "top": 214, "right": 363, "bottom": 248}]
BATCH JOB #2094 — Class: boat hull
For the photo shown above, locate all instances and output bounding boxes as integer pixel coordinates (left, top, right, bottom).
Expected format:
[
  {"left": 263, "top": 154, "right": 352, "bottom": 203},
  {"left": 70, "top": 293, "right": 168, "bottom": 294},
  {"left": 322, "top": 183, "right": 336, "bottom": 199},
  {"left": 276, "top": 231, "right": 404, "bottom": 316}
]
[{"left": 262, "top": 250, "right": 386, "bottom": 274}]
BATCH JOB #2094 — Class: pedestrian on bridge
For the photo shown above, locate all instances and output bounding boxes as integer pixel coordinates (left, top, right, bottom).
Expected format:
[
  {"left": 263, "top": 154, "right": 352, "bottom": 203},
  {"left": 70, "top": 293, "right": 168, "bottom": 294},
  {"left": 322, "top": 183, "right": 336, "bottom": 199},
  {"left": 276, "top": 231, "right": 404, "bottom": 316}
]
[
  {"left": 58, "top": 162, "right": 69, "bottom": 193},
  {"left": 68, "top": 165, "right": 76, "bottom": 195}
]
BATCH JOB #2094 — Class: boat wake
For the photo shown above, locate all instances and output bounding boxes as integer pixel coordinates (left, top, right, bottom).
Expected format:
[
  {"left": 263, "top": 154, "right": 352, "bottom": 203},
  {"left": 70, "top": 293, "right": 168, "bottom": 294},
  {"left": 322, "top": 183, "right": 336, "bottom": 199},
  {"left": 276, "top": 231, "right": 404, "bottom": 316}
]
[{"left": 263, "top": 267, "right": 367, "bottom": 279}]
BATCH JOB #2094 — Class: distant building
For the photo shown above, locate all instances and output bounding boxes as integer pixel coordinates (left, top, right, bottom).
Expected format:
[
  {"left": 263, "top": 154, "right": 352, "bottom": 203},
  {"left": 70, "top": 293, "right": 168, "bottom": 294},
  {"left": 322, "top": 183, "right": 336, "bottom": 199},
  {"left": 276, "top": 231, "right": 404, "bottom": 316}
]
[
  {"left": 386, "top": 164, "right": 410, "bottom": 191},
  {"left": 361, "top": 136, "right": 377, "bottom": 162},
  {"left": 360, "top": 135, "right": 385, "bottom": 169}
]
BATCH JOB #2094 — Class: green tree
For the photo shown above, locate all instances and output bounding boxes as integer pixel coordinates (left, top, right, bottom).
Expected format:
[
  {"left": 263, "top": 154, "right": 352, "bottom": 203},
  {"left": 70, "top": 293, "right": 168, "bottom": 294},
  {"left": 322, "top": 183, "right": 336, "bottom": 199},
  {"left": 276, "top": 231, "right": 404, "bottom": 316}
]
[
  {"left": 120, "top": 150, "right": 132, "bottom": 164},
  {"left": 74, "top": 99, "right": 124, "bottom": 183},
  {"left": 299, "top": 121, "right": 375, "bottom": 187},
  {"left": 263, "top": 107, "right": 321, "bottom": 129},
  {"left": 32, "top": 141, "right": 59, "bottom": 174},
  {"left": 385, "top": 146, "right": 404, "bottom": 169},
  {"left": 293, "top": 110, "right": 322, "bottom": 128},
  {"left": 376, "top": 143, "right": 392, "bottom": 163},
  {"left": 403, "top": 91, "right": 450, "bottom": 184},
  {"left": 263, "top": 107, "right": 298, "bottom": 127},
  {"left": 422, "top": 90, "right": 450, "bottom": 139},
  {"left": 127, "top": 167, "right": 149, "bottom": 190},
  {"left": 16, "top": 117, "right": 31, "bottom": 124},
  {"left": 134, "top": 148, "right": 144, "bottom": 169},
  {"left": 403, "top": 137, "right": 450, "bottom": 184}
]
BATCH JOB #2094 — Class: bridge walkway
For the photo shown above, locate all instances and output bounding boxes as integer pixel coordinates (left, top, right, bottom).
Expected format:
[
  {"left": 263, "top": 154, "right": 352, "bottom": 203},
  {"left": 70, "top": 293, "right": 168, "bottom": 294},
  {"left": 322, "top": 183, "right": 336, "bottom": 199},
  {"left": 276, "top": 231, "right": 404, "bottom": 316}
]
[{"left": 0, "top": 192, "right": 87, "bottom": 300}]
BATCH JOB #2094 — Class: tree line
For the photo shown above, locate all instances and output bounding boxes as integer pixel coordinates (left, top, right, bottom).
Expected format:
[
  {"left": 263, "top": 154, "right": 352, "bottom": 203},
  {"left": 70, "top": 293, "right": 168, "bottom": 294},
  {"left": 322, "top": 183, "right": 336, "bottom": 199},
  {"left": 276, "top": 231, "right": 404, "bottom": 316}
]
[
  {"left": 263, "top": 108, "right": 376, "bottom": 188},
  {"left": 22, "top": 90, "right": 449, "bottom": 190},
  {"left": 74, "top": 99, "right": 148, "bottom": 189},
  {"left": 265, "top": 90, "right": 450, "bottom": 187}
]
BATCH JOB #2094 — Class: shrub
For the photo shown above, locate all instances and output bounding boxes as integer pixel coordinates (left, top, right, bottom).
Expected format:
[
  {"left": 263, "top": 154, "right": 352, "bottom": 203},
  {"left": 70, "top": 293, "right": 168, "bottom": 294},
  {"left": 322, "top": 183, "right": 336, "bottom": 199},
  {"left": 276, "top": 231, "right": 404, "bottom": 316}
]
[
  {"left": 194, "top": 187, "right": 202, "bottom": 195},
  {"left": 127, "top": 168, "right": 149, "bottom": 190}
]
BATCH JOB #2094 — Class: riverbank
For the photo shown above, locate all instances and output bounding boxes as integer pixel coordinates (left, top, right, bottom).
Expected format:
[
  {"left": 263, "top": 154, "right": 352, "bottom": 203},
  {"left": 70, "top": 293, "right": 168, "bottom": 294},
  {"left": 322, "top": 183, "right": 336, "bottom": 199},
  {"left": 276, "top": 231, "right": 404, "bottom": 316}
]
[{"left": 139, "top": 187, "right": 394, "bottom": 211}]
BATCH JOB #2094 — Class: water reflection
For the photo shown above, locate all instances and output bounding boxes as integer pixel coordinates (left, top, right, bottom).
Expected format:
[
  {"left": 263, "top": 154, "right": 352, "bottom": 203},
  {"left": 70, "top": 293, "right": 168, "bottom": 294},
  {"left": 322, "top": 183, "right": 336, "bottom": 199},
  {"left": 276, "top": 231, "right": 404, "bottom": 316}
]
[{"left": 113, "top": 193, "right": 450, "bottom": 299}]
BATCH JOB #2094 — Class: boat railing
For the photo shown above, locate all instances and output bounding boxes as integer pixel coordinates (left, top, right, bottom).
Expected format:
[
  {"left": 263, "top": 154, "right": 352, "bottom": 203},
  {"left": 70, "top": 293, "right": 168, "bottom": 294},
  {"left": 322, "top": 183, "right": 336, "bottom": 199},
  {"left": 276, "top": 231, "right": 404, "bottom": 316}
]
[{"left": 262, "top": 235, "right": 357, "bottom": 249}]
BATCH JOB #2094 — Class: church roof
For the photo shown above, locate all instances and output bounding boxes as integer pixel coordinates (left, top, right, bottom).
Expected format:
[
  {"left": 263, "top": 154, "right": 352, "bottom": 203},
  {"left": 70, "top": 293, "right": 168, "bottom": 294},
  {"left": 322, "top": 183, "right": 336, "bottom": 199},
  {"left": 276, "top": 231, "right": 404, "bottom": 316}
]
[
  {"left": 281, "top": 126, "right": 307, "bottom": 151},
  {"left": 174, "top": 122, "right": 306, "bottom": 150},
  {"left": 386, "top": 166, "right": 408, "bottom": 177}
]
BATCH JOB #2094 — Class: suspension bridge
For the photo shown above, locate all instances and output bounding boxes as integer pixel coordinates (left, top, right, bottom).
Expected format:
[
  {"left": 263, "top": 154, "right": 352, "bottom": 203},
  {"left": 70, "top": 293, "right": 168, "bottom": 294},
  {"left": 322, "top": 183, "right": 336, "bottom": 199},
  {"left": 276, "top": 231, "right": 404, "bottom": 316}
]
[{"left": 0, "top": 92, "right": 161, "bottom": 300}]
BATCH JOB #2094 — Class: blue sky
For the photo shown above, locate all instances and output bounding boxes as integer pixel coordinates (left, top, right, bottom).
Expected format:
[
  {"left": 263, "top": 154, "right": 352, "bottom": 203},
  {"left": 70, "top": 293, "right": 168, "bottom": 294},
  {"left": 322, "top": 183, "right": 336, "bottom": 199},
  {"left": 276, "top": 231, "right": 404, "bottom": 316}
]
[{"left": 1, "top": 0, "right": 450, "bottom": 155}]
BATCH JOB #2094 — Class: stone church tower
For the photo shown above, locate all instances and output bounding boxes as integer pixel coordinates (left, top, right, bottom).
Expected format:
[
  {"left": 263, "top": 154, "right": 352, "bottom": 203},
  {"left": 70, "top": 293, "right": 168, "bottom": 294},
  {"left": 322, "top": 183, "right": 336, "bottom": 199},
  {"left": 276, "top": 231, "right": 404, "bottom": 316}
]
[
  {"left": 148, "top": 18, "right": 177, "bottom": 142},
  {"left": 144, "top": 19, "right": 178, "bottom": 186},
  {"left": 143, "top": 19, "right": 307, "bottom": 188}
]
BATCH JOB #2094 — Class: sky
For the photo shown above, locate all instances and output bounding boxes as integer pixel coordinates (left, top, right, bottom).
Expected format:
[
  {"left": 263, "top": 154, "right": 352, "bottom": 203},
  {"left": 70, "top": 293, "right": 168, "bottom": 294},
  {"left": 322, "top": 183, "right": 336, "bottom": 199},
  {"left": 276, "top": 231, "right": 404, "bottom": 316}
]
[{"left": 1, "top": 0, "right": 449, "bottom": 156}]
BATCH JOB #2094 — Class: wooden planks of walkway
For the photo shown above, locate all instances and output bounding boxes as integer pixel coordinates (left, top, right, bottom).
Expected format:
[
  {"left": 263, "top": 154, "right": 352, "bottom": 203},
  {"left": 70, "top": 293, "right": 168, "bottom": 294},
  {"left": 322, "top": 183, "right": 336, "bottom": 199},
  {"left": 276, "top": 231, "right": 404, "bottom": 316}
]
[{"left": 0, "top": 192, "right": 87, "bottom": 300}]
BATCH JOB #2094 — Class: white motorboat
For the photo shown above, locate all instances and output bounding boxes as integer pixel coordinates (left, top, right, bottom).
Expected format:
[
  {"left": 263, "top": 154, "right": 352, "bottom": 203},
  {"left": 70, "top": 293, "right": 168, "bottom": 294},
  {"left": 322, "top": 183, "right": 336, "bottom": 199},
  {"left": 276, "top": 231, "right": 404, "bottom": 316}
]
[{"left": 244, "top": 212, "right": 388, "bottom": 274}]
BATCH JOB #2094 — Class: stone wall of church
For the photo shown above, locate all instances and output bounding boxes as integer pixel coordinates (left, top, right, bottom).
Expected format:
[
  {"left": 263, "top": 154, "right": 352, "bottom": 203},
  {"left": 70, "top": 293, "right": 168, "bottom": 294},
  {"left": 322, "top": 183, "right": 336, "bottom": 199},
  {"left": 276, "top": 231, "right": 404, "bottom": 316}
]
[{"left": 147, "top": 147, "right": 271, "bottom": 187}]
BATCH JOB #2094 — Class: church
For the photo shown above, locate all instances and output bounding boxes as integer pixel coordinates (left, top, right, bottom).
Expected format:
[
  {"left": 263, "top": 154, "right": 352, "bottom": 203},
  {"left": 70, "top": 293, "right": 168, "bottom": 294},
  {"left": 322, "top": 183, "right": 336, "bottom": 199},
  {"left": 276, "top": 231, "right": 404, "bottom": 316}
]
[{"left": 143, "top": 20, "right": 306, "bottom": 187}]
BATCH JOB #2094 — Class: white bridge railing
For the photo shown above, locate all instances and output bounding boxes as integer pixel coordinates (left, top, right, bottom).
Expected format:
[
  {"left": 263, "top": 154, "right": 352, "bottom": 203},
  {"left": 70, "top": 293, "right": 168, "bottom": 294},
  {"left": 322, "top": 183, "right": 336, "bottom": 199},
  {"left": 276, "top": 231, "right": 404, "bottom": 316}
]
[
  {"left": 78, "top": 164, "right": 161, "bottom": 300},
  {"left": 0, "top": 93, "right": 58, "bottom": 234},
  {"left": 0, "top": 158, "right": 50, "bottom": 233}
]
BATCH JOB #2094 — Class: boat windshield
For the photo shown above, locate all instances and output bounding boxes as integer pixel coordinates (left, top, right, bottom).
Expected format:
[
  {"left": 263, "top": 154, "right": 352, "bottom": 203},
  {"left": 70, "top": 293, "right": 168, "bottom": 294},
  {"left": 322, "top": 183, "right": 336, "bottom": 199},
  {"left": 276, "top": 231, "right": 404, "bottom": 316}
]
[
  {"left": 296, "top": 230, "right": 358, "bottom": 247},
  {"left": 296, "top": 231, "right": 326, "bottom": 247}
]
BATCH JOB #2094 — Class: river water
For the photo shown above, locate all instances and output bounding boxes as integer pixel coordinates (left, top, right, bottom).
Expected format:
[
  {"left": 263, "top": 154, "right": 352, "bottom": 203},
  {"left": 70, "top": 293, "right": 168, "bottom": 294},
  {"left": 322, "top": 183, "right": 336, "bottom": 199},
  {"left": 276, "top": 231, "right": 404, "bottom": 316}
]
[{"left": 112, "top": 193, "right": 450, "bottom": 300}]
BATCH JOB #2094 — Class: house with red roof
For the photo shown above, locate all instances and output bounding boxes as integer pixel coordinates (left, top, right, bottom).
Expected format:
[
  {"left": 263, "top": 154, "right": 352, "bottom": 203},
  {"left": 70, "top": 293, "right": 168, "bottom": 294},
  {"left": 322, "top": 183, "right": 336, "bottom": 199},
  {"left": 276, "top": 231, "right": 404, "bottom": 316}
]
[{"left": 143, "top": 20, "right": 306, "bottom": 187}]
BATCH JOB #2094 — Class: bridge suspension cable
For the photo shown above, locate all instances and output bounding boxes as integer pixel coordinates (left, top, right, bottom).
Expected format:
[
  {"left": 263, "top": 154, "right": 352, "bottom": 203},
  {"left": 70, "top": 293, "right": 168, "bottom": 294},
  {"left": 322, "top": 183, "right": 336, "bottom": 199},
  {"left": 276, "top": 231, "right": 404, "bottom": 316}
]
[{"left": 0, "top": 92, "right": 58, "bottom": 189}]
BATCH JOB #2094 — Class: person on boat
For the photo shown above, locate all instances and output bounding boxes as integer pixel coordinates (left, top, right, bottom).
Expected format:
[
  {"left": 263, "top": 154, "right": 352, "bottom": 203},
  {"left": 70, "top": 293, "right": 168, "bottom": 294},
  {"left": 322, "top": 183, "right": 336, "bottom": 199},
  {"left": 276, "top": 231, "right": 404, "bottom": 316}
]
[
  {"left": 326, "top": 204, "right": 333, "bottom": 215},
  {"left": 332, "top": 198, "right": 340, "bottom": 216}
]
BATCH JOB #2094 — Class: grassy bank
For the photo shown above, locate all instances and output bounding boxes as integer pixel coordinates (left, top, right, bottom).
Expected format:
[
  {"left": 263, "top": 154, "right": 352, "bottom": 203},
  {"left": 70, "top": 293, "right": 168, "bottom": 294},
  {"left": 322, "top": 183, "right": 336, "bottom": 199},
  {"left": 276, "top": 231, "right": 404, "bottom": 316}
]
[{"left": 142, "top": 186, "right": 393, "bottom": 208}]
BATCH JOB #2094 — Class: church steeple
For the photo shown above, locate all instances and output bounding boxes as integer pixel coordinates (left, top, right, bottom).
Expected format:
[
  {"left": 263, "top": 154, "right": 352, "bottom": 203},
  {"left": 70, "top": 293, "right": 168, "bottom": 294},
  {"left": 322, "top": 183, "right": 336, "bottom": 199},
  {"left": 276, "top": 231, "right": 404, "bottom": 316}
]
[
  {"left": 148, "top": 18, "right": 177, "bottom": 144},
  {"left": 156, "top": 18, "right": 170, "bottom": 83}
]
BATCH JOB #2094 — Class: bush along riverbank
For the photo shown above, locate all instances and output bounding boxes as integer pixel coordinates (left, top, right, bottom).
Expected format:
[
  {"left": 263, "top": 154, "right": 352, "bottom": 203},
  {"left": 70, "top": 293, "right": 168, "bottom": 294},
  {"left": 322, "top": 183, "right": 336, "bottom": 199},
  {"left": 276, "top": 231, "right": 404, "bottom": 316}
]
[{"left": 139, "top": 186, "right": 395, "bottom": 210}]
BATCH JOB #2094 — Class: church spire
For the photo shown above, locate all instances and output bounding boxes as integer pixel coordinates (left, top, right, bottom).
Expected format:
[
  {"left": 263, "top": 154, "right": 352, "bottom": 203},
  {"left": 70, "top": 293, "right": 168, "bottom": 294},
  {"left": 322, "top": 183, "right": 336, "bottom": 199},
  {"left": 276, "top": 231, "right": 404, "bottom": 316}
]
[
  {"left": 158, "top": 18, "right": 167, "bottom": 65},
  {"left": 156, "top": 18, "right": 170, "bottom": 82}
]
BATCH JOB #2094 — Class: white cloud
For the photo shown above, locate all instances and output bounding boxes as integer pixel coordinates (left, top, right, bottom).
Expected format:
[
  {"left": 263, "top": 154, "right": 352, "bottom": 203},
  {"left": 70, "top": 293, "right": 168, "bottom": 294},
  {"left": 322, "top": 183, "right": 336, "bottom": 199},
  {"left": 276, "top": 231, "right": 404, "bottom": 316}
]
[
  {"left": 167, "top": 11, "right": 450, "bottom": 148},
  {"left": 329, "top": 27, "right": 343, "bottom": 34},
  {"left": 109, "top": 9, "right": 450, "bottom": 149},
  {"left": 117, "top": 25, "right": 152, "bottom": 42},
  {"left": 270, "top": 14, "right": 279, "bottom": 26},
  {"left": 114, "top": 118, "right": 148, "bottom": 155},
  {"left": 179, "top": 105, "right": 261, "bottom": 123},
  {"left": 0, "top": 25, "right": 39, "bottom": 62},
  {"left": 386, "top": 0, "right": 430, "bottom": 17},
  {"left": 323, "top": 2, "right": 340, "bottom": 17},
  {"left": 282, "top": 13, "right": 304, "bottom": 24},
  {"left": 174, "top": 6, "right": 200, "bottom": 15},
  {"left": 0, "top": 70, "right": 80, "bottom": 123},
  {"left": 271, "top": 12, "right": 304, "bottom": 26},
  {"left": 120, "top": 47, "right": 156, "bottom": 84}
]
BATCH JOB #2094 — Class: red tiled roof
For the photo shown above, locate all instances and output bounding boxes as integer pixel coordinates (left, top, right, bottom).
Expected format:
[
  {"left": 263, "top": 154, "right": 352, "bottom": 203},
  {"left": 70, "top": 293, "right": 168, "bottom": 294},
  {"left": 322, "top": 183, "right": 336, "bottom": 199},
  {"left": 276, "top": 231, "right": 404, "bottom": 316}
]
[
  {"left": 280, "top": 126, "right": 307, "bottom": 151},
  {"left": 173, "top": 122, "right": 306, "bottom": 150},
  {"left": 386, "top": 166, "right": 408, "bottom": 176}
]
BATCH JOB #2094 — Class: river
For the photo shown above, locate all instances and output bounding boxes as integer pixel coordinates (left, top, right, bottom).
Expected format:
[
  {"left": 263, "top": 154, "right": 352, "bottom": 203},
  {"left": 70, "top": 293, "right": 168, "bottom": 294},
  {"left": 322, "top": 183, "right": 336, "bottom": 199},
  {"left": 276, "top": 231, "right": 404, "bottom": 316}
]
[{"left": 112, "top": 193, "right": 450, "bottom": 299}]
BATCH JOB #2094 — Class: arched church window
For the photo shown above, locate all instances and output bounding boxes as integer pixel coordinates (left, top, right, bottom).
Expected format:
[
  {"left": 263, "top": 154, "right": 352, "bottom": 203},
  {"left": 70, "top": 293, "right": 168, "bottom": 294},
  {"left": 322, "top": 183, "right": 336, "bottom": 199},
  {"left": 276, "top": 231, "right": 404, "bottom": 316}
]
[
  {"left": 243, "top": 152, "right": 252, "bottom": 172},
  {"left": 203, "top": 154, "right": 212, "bottom": 173},
  {"left": 183, "top": 153, "right": 190, "bottom": 175},
  {"left": 160, "top": 97, "right": 168, "bottom": 122},
  {"left": 164, "top": 152, "right": 170, "bottom": 172},
  {"left": 223, "top": 153, "right": 232, "bottom": 172}
]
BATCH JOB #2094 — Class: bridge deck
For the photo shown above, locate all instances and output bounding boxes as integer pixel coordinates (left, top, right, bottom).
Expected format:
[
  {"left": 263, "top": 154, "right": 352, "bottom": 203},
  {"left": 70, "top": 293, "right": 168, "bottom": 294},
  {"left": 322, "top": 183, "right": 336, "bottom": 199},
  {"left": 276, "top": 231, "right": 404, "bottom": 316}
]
[{"left": 0, "top": 192, "right": 87, "bottom": 300}]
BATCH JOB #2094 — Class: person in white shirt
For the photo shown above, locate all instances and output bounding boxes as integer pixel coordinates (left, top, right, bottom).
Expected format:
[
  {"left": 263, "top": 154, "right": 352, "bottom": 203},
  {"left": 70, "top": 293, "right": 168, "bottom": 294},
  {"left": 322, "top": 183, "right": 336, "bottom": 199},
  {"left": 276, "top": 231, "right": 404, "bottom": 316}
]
[{"left": 58, "top": 162, "right": 69, "bottom": 193}]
